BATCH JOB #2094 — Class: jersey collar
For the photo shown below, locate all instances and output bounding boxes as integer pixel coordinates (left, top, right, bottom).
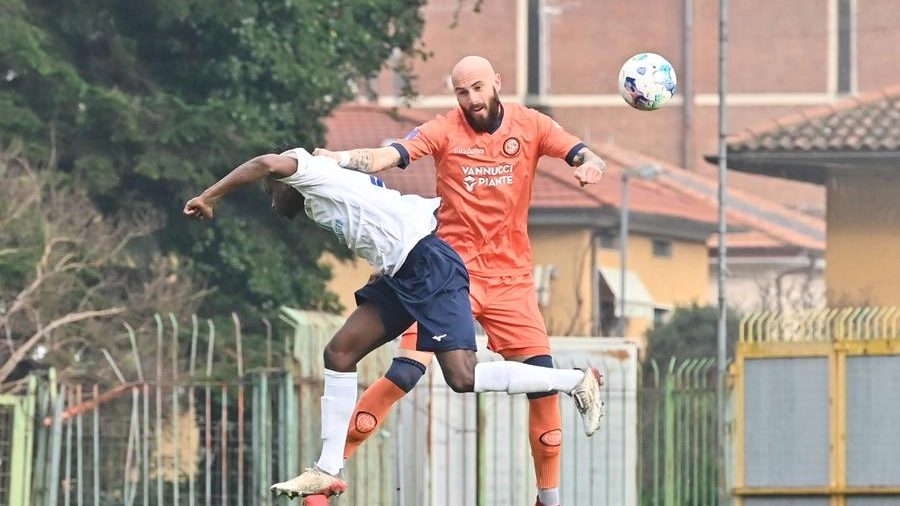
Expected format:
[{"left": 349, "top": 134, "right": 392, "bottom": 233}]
[{"left": 487, "top": 103, "right": 505, "bottom": 134}]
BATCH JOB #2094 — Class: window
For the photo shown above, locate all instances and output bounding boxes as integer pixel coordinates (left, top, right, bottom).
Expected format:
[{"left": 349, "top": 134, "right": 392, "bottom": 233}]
[
  {"left": 599, "top": 301, "right": 620, "bottom": 337},
  {"left": 653, "top": 307, "right": 672, "bottom": 326},
  {"left": 599, "top": 232, "right": 618, "bottom": 249},
  {"left": 652, "top": 239, "right": 672, "bottom": 258}
]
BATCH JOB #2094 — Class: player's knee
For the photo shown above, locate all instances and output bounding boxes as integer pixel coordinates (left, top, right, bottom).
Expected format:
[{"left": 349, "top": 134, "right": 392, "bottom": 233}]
[
  {"left": 322, "top": 342, "right": 358, "bottom": 372},
  {"left": 523, "top": 355, "right": 556, "bottom": 400},
  {"left": 444, "top": 371, "right": 475, "bottom": 393},
  {"left": 384, "top": 357, "right": 426, "bottom": 393},
  {"left": 442, "top": 365, "right": 475, "bottom": 393},
  {"left": 524, "top": 354, "right": 554, "bottom": 368}
]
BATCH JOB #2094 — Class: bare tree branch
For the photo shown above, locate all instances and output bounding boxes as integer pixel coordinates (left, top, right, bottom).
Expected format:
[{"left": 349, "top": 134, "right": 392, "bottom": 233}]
[
  {"left": 0, "top": 191, "right": 38, "bottom": 228},
  {"left": 0, "top": 307, "right": 126, "bottom": 383},
  {"left": 1, "top": 149, "right": 208, "bottom": 381}
]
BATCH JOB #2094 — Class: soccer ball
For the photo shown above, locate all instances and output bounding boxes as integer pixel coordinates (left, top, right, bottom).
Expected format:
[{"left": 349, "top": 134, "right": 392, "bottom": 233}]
[{"left": 618, "top": 53, "right": 677, "bottom": 111}]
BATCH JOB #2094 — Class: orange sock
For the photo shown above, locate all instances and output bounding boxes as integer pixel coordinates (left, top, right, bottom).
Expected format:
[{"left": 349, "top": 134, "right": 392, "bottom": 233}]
[
  {"left": 343, "top": 376, "right": 407, "bottom": 459},
  {"left": 528, "top": 394, "right": 562, "bottom": 489}
]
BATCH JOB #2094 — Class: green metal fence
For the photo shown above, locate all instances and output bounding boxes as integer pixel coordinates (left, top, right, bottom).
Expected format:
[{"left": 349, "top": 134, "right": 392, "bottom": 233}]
[
  {"left": 639, "top": 358, "right": 719, "bottom": 506},
  {"left": 0, "top": 376, "right": 36, "bottom": 506},
  {"left": 28, "top": 371, "right": 300, "bottom": 506},
  {"left": 1, "top": 311, "right": 722, "bottom": 506}
]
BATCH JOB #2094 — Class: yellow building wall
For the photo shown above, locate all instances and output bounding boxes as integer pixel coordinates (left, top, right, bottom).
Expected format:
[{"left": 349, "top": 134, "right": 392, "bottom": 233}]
[
  {"left": 322, "top": 252, "right": 375, "bottom": 316},
  {"left": 595, "top": 234, "right": 710, "bottom": 338},
  {"left": 530, "top": 227, "right": 596, "bottom": 336},
  {"left": 531, "top": 226, "right": 710, "bottom": 338},
  {"left": 826, "top": 172, "right": 900, "bottom": 306}
]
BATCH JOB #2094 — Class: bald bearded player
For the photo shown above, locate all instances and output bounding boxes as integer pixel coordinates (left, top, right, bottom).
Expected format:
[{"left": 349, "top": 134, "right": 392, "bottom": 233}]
[{"left": 312, "top": 55, "right": 607, "bottom": 506}]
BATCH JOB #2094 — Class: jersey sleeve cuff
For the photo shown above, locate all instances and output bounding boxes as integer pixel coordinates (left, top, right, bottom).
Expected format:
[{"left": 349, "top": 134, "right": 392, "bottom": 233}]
[
  {"left": 277, "top": 148, "right": 310, "bottom": 181},
  {"left": 565, "top": 142, "right": 587, "bottom": 166},
  {"left": 390, "top": 142, "right": 411, "bottom": 169}
]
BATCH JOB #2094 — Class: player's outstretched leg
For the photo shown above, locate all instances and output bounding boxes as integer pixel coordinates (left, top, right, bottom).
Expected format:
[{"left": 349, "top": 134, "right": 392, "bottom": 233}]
[{"left": 471, "top": 359, "right": 606, "bottom": 436}]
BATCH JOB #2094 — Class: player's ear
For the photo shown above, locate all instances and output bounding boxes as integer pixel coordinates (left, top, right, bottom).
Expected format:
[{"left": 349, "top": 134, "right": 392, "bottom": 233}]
[{"left": 494, "top": 73, "right": 502, "bottom": 92}]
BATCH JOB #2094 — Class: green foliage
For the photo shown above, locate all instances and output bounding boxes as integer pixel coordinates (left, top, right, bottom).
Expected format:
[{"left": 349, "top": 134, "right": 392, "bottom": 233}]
[
  {"left": 644, "top": 304, "right": 742, "bottom": 365},
  {"left": 0, "top": 0, "right": 429, "bottom": 316}
]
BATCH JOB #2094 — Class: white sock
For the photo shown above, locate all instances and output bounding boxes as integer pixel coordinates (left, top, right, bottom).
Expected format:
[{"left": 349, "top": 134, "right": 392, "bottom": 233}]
[
  {"left": 473, "top": 361, "right": 583, "bottom": 395},
  {"left": 538, "top": 488, "right": 560, "bottom": 506},
  {"left": 315, "top": 369, "right": 358, "bottom": 476}
]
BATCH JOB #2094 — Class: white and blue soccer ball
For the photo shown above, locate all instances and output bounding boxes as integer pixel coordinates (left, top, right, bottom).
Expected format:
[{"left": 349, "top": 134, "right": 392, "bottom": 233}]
[{"left": 618, "top": 53, "right": 677, "bottom": 111}]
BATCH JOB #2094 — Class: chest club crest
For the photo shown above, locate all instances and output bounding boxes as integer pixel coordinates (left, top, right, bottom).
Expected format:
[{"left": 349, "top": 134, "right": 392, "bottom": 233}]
[{"left": 502, "top": 137, "right": 521, "bottom": 157}]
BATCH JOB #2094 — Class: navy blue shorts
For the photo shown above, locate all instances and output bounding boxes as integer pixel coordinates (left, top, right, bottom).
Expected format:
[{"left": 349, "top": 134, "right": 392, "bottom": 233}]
[{"left": 354, "top": 235, "right": 477, "bottom": 353}]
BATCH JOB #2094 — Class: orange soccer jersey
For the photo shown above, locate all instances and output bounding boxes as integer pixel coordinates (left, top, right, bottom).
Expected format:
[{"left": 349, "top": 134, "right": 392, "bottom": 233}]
[{"left": 392, "top": 103, "right": 584, "bottom": 277}]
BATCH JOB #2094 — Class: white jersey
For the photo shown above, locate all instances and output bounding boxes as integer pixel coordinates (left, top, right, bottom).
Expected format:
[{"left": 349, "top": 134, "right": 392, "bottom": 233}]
[{"left": 278, "top": 148, "right": 440, "bottom": 277}]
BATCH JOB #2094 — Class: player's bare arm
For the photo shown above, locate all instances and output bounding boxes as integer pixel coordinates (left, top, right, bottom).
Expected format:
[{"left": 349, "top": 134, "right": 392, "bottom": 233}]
[
  {"left": 313, "top": 146, "right": 402, "bottom": 174},
  {"left": 571, "top": 146, "right": 607, "bottom": 187},
  {"left": 183, "top": 154, "right": 297, "bottom": 220}
]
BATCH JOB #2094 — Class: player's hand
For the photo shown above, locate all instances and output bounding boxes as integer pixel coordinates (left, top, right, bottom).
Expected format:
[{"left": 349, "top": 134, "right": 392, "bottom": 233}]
[
  {"left": 183, "top": 196, "right": 214, "bottom": 220},
  {"left": 574, "top": 159, "right": 607, "bottom": 187},
  {"left": 312, "top": 148, "right": 341, "bottom": 163}
]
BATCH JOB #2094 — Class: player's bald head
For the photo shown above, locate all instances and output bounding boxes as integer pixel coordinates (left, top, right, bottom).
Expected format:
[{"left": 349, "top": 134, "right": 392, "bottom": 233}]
[
  {"left": 451, "top": 55, "right": 502, "bottom": 133},
  {"left": 451, "top": 55, "right": 498, "bottom": 88}
]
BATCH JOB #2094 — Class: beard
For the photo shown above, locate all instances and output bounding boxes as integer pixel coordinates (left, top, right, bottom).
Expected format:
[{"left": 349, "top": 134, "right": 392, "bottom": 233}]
[{"left": 463, "top": 89, "right": 501, "bottom": 133}]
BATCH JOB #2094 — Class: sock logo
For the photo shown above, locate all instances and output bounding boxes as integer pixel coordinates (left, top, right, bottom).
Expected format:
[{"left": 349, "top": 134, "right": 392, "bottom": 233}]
[
  {"left": 539, "top": 429, "right": 562, "bottom": 447},
  {"left": 354, "top": 412, "right": 378, "bottom": 434}
]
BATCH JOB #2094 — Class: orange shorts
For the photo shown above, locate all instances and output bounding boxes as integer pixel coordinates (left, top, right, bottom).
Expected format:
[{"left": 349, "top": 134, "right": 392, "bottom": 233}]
[{"left": 399, "top": 271, "right": 551, "bottom": 358}]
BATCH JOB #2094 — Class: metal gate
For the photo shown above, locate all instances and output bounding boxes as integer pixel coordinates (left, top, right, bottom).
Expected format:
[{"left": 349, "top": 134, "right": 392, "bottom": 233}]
[{"left": 734, "top": 308, "right": 900, "bottom": 506}]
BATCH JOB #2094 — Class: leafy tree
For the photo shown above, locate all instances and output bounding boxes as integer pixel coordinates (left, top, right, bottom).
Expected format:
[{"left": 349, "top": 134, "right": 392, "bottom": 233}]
[
  {"left": 0, "top": 0, "right": 430, "bottom": 316},
  {"left": 644, "top": 304, "right": 742, "bottom": 366}
]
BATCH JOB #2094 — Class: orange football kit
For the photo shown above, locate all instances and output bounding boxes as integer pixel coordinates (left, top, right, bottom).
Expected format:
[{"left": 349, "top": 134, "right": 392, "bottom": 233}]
[
  {"left": 395, "top": 103, "right": 584, "bottom": 356},
  {"left": 346, "top": 103, "right": 586, "bottom": 492}
]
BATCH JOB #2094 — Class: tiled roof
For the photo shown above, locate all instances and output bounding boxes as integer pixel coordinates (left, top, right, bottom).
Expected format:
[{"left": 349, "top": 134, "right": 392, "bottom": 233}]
[
  {"left": 322, "top": 103, "right": 825, "bottom": 253},
  {"left": 597, "top": 143, "right": 825, "bottom": 252},
  {"left": 728, "top": 85, "right": 900, "bottom": 154},
  {"left": 323, "top": 104, "right": 434, "bottom": 150},
  {"left": 531, "top": 155, "right": 721, "bottom": 225},
  {"left": 725, "top": 231, "right": 790, "bottom": 249}
]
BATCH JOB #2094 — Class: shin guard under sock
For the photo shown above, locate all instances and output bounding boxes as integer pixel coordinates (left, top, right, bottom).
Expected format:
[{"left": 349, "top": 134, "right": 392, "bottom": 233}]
[
  {"left": 343, "top": 376, "right": 409, "bottom": 459},
  {"left": 528, "top": 394, "right": 562, "bottom": 489}
]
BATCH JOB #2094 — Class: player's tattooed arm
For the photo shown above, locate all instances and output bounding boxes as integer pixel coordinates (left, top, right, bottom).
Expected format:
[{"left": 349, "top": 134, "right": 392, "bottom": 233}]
[
  {"left": 344, "top": 149, "right": 375, "bottom": 173},
  {"left": 572, "top": 146, "right": 607, "bottom": 187},
  {"left": 572, "top": 146, "right": 606, "bottom": 170},
  {"left": 313, "top": 146, "right": 402, "bottom": 174}
]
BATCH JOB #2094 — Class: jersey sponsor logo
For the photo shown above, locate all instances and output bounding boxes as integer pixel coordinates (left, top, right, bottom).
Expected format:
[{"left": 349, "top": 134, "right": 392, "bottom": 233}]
[
  {"left": 332, "top": 219, "right": 347, "bottom": 244},
  {"left": 451, "top": 147, "right": 486, "bottom": 155},
  {"left": 463, "top": 174, "right": 476, "bottom": 192},
  {"left": 502, "top": 137, "right": 520, "bottom": 156},
  {"left": 404, "top": 127, "right": 421, "bottom": 140},
  {"left": 369, "top": 175, "right": 385, "bottom": 187},
  {"left": 307, "top": 201, "right": 348, "bottom": 243},
  {"left": 460, "top": 164, "right": 514, "bottom": 192}
]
